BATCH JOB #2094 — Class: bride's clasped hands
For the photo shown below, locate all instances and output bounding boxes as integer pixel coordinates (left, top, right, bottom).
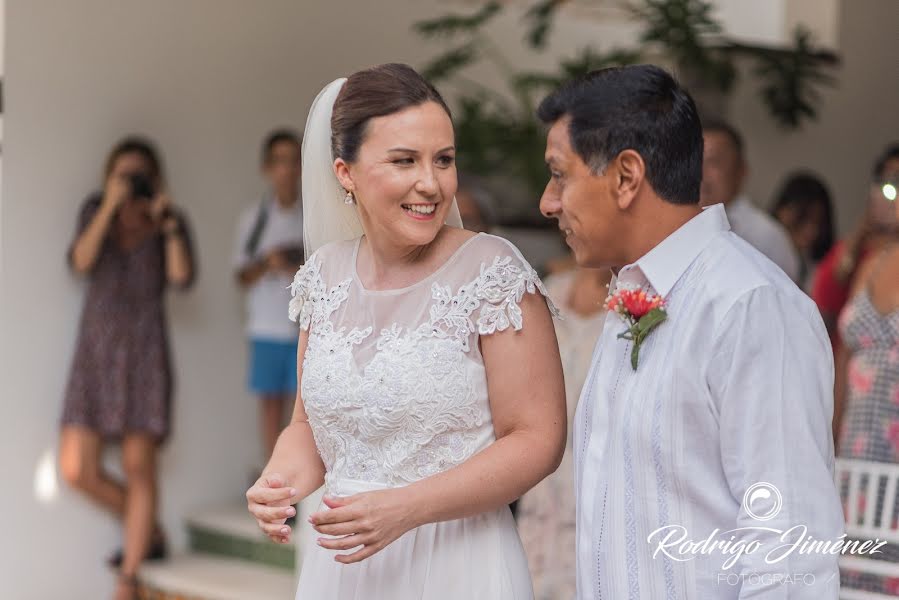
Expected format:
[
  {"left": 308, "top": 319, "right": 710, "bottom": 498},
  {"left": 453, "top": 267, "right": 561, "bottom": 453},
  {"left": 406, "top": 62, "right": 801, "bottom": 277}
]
[{"left": 308, "top": 488, "right": 421, "bottom": 563}]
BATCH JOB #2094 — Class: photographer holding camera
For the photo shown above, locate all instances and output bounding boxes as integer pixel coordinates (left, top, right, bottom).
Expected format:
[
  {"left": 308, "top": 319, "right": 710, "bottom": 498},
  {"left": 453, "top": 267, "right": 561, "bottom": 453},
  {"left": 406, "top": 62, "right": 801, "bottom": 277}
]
[
  {"left": 233, "top": 129, "right": 304, "bottom": 464},
  {"left": 59, "top": 135, "right": 195, "bottom": 600}
]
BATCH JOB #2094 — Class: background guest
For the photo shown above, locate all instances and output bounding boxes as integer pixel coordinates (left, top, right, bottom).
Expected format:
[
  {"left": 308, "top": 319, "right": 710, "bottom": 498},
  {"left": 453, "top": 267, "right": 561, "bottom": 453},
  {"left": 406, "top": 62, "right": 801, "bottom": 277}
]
[
  {"left": 517, "top": 255, "right": 610, "bottom": 600},
  {"left": 833, "top": 151, "right": 899, "bottom": 595},
  {"left": 701, "top": 119, "right": 801, "bottom": 281},
  {"left": 770, "top": 171, "right": 836, "bottom": 291},
  {"left": 455, "top": 172, "right": 496, "bottom": 234},
  {"left": 812, "top": 143, "right": 899, "bottom": 350},
  {"left": 233, "top": 129, "right": 305, "bottom": 463},
  {"left": 58, "top": 136, "right": 196, "bottom": 600}
]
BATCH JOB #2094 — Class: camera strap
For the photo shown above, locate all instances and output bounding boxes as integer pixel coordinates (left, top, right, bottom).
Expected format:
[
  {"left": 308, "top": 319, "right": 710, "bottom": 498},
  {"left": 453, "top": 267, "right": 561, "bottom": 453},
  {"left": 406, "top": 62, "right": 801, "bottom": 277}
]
[{"left": 244, "top": 193, "right": 270, "bottom": 259}]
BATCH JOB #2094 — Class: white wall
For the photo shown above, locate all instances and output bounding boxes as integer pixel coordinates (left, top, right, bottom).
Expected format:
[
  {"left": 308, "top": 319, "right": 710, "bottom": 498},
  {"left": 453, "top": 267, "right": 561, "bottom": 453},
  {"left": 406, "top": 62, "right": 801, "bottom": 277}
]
[
  {"left": 1, "top": 0, "right": 5, "bottom": 146},
  {"left": 0, "top": 1, "right": 446, "bottom": 597},
  {"left": 0, "top": 0, "right": 4, "bottom": 73},
  {"left": 716, "top": 0, "right": 785, "bottom": 45},
  {"left": 733, "top": 0, "right": 899, "bottom": 233},
  {"left": 786, "top": 0, "right": 839, "bottom": 48}
]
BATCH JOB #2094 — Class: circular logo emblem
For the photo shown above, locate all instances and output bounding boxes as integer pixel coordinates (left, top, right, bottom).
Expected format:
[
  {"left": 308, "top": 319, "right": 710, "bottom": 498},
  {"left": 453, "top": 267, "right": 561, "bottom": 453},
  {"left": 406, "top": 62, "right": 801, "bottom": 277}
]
[{"left": 742, "top": 482, "right": 783, "bottom": 521}]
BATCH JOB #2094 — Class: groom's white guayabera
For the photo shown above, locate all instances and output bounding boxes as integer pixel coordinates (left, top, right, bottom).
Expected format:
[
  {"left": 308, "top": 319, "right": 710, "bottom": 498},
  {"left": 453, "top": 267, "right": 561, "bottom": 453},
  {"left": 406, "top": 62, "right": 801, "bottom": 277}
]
[{"left": 574, "top": 204, "right": 845, "bottom": 599}]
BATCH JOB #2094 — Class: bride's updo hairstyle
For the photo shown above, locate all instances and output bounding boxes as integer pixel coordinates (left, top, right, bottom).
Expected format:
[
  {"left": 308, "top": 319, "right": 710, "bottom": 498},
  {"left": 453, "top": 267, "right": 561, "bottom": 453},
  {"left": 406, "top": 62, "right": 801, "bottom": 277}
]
[{"left": 331, "top": 63, "right": 452, "bottom": 164}]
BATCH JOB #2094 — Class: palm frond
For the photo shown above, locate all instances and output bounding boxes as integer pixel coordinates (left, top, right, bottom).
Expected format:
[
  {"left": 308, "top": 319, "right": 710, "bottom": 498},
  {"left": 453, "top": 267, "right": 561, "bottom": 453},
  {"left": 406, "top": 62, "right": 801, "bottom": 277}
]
[
  {"left": 420, "top": 44, "right": 481, "bottom": 83},
  {"left": 749, "top": 26, "right": 838, "bottom": 128},
  {"left": 414, "top": 2, "right": 503, "bottom": 39},
  {"left": 523, "top": 0, "right": 562, "bottom": 49}
]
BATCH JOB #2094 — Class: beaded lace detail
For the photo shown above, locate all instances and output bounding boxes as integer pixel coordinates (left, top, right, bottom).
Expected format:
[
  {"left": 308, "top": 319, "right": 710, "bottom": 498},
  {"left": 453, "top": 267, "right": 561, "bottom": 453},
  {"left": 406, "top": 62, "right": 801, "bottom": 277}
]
[{"left": 288, "top": 247, "right": 558, "bottom": 486}]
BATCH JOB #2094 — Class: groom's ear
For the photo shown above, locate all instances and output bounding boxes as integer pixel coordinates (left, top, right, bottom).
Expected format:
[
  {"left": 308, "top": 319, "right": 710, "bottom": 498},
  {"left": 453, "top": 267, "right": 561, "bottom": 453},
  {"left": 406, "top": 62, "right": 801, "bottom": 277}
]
[
  {"left": 613, "top": 149, "right": 645, "bottom": 211},
  {"left": 333, "top": 158, "right": 355, "bottom": 193}
]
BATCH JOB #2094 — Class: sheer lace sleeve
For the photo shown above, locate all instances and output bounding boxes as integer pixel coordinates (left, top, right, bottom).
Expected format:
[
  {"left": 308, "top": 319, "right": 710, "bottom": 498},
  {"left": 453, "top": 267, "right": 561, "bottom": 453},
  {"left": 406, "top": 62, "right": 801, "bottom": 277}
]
[
  {"left": 461, "top": 236, "right": 560, "bottom": 336},
  {"left": 288, "top": 253, "right": 323, "bottom": 330},
  {"left": 475, "top": 254, "right": 559, "bottom": 334},
  {"left": 288, "top": 247, "right": 354, "bottom": 332}
]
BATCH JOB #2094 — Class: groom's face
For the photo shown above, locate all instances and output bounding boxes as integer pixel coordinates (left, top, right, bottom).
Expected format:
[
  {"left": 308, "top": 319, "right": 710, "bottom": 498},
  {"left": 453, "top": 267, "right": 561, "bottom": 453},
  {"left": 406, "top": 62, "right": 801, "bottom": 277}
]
[{"left": 540, "top": 117, "right": 621, "bottom": 268}]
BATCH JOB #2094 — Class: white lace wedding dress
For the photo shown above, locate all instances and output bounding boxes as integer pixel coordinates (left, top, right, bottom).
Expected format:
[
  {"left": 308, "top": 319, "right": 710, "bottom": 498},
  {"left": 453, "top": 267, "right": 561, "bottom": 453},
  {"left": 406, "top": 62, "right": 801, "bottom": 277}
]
[{"left": 288, "top": 232, "right": 557, "bottom": 600}]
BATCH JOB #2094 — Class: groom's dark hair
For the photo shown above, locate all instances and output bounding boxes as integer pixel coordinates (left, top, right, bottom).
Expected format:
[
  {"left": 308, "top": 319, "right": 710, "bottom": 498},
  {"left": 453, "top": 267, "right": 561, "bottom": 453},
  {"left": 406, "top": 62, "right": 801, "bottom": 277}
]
[{"left": 537, "top": 64, "right": 703, "bottom": 205}]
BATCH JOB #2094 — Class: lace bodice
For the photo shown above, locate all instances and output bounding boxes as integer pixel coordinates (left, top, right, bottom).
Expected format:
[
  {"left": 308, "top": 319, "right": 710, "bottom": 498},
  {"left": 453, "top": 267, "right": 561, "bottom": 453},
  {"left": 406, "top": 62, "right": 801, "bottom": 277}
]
[{"left": 288, "top": 233, "right": 557, "bottom": 491}]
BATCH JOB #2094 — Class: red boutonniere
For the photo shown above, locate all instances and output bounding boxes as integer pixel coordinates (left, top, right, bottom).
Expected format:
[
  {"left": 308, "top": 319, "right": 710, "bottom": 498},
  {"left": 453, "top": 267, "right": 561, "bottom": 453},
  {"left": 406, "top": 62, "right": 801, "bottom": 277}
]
[{"left": 605, "top": 286, "right": 668, "bottom": 370}]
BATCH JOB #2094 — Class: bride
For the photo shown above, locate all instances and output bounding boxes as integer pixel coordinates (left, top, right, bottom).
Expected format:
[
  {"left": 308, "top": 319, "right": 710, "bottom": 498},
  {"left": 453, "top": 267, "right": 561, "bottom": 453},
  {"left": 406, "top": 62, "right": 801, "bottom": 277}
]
[{"left": 246, "top": 63, "right": 566, "bottom": 599}]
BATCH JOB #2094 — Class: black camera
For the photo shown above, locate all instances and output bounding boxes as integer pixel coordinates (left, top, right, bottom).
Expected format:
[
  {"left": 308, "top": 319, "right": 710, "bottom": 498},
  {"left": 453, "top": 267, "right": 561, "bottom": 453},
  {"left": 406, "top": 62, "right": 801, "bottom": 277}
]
[{"left": 128, "top": 173, "right": 156, "bottom": 201}]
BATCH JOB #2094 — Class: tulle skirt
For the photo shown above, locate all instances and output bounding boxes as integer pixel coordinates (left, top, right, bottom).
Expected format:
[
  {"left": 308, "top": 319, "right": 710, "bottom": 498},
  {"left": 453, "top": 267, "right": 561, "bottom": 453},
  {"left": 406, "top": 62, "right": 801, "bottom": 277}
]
[{"left": 295, "top": 478, "right": 534, "bottom": 600}]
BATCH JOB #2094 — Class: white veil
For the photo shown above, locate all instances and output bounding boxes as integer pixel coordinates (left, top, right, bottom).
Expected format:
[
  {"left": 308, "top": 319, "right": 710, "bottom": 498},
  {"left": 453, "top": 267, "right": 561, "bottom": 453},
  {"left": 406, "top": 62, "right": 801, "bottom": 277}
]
[{"left": 301, "top": 77, "right": 463, "bottom": 260}]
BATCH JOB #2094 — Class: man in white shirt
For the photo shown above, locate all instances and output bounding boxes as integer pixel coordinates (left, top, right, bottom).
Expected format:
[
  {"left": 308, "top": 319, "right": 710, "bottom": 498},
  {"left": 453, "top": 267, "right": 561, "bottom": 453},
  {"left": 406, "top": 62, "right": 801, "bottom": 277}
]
[
  {"left": 234, "top": 129, "right": 304, "bottom": 461},
  {"left": 701, "top": 119, "right": 801, "bottom": 281},
  {"left": 537, "top": 65, "right": 843, "bottom": 599}
]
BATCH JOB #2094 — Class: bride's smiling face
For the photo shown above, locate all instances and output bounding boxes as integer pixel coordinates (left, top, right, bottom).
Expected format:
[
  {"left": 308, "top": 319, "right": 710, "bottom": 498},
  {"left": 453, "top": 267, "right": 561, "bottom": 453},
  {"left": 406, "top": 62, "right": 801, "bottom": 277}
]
[{"left": 334, "top": 101, "right": 457, "bottom": 248}]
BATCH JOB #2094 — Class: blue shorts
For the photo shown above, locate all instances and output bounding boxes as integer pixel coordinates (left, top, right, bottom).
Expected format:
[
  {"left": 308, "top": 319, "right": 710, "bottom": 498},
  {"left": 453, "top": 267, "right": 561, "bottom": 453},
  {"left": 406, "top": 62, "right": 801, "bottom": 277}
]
[{"left": 249, "top": 338, "right": 298, "bottom": 396}]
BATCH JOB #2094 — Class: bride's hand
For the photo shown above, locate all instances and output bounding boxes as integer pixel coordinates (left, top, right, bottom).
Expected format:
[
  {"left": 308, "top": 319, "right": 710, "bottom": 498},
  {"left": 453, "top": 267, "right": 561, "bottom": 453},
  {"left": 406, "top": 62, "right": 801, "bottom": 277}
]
[
  {"left": 309, "top": 489, "right": 420, "bottom": 564},
  {"left": 246, "top": 473, "right": 298, "bottom": 544}
]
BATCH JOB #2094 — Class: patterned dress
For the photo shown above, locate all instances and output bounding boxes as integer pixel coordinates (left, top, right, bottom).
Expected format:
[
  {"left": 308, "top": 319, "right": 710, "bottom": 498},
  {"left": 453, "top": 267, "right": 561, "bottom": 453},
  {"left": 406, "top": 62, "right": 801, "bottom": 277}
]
[
  {"left": 837, "top": 288, "right": 899, "bottom": 595},
  {"left": 60, "top": 194, "right": 195, "bottom": 442}
]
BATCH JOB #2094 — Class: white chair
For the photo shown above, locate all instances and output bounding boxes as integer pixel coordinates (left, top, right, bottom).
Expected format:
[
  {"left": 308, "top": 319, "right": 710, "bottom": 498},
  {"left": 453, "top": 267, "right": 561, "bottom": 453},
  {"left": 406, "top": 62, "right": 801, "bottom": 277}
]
[{"left": 835, "top": 458, "right": 899, "bottom": 600}]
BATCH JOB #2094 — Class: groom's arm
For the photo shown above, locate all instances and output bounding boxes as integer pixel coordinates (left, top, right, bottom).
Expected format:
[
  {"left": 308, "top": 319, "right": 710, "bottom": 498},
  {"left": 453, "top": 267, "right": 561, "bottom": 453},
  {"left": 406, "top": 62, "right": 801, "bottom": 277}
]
[{"left": 708, "top": 286, "right": 843, "bottom": 599}]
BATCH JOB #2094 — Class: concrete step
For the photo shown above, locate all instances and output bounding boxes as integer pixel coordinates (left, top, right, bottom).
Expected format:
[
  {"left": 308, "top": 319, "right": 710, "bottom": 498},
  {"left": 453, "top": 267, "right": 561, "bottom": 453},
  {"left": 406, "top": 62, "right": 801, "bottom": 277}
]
[
  {"left": 138, "top": 553, "right": 295, "bottom": 600},
  {"left": 185, "top": 505, "right": 295, "bottom": 571}
]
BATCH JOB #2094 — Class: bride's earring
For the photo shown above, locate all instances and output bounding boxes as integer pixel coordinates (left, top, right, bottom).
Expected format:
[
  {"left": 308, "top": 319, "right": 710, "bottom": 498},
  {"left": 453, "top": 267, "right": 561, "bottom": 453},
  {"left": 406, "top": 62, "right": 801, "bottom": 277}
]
[{"left": 344, "top": 191, "right": 356, "bottom": 205}]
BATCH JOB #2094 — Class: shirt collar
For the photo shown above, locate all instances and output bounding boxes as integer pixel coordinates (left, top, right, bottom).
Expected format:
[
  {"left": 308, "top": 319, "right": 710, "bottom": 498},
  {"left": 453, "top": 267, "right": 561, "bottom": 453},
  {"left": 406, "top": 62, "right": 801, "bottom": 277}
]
[{"left": 616, "top": 203, "right": 731, "bottom": 297}]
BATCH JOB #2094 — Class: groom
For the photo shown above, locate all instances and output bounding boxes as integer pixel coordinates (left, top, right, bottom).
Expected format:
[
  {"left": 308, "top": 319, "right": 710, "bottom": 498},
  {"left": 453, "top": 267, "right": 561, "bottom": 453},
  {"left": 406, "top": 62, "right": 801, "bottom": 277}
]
[{"left": 538, "top": 65, "right": 843, "bottom": 599}]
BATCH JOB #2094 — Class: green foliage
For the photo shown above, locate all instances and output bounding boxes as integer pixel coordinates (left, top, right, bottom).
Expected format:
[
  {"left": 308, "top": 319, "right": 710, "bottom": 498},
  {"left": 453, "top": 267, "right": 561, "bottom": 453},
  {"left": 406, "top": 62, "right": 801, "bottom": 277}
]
[
  {"left": 523, "top": 0, "right": 560, "bottom": 49},
  {"left": 420, "top": 44, "right": 481, "bottom": 82},
  {"left": 451, "top": 95, "right": 549, "bottom": 197},
  {"left": 415, "top": 1, "right": 838, "bottom": 198},
  {"left": 514, "top": 48, "right": 643, "bottom": 95},
  {"left": 747, "top": 27, "right": 839, "bottom": 129},
  {"left": 631, "top": 0, "right": 736, "bottom": 91},
  {"left": 414, "top": 2, "right": 502, "bottom": 39}
]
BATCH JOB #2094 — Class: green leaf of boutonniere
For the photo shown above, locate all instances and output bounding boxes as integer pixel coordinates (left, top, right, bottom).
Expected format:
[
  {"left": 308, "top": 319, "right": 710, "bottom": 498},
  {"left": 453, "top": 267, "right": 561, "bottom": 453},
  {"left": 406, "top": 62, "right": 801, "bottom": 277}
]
[{"left": 629, "top": 307, "right": 668, "bottom": 370}]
